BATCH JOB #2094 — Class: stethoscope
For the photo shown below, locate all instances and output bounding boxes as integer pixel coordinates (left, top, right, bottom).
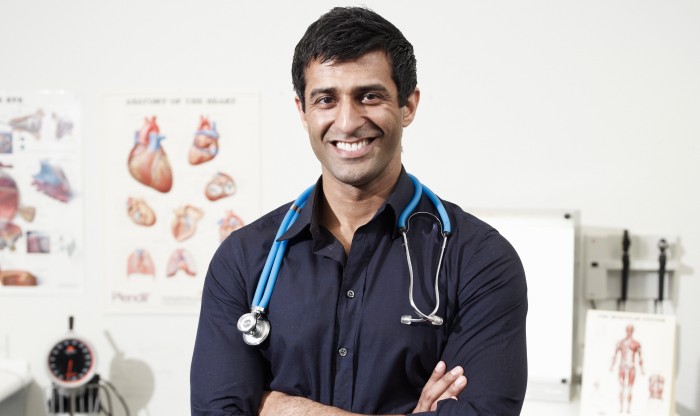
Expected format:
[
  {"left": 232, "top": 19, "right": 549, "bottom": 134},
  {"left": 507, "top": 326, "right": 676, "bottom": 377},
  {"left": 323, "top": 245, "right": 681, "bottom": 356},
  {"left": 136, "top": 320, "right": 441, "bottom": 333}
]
[{"left": 237, "top": 174, "right": 452, "bottom": 346}]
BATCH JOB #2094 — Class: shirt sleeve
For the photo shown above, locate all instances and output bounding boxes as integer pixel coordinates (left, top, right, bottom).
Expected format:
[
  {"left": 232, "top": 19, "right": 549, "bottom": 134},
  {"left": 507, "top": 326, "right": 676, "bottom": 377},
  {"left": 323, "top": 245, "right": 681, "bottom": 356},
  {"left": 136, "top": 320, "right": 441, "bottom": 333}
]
[
  {"left": 418, "top": 228, "right": 529, "bottom": 416},
  {"left": 190, "top": 237, "right": 270, "bottom": 416}
]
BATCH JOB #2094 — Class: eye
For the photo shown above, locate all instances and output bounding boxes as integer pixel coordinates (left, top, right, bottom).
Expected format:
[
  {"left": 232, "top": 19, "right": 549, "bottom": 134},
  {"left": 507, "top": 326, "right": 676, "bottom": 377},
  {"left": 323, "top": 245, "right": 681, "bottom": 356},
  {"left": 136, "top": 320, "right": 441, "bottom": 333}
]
[
  {"left": 361, "top": 93, "right": 382, "bottom": 104},
  {"left": 314, "top": 96, "right": 336, "bottom": 106}
]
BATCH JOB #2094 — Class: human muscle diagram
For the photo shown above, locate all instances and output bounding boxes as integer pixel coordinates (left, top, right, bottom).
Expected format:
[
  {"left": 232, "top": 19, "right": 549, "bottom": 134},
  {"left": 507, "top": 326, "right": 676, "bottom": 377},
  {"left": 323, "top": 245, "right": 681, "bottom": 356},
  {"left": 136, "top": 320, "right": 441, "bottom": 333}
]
[
  {"left": 581, "top": 310, "right": 677, "bottom": 416},
  {"left": 103, "top": 93, "right": 260, "bottom": 313},
  {"left": 0, "top": 92, "right": 84, "bottom": 293}
]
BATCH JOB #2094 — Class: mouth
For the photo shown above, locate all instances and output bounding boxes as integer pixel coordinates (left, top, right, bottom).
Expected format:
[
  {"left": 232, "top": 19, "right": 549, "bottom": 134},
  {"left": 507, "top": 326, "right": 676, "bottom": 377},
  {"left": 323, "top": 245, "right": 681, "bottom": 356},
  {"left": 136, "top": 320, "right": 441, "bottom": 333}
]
[{"left": 333, "top": 138, "right": 374, "bottom": 152}]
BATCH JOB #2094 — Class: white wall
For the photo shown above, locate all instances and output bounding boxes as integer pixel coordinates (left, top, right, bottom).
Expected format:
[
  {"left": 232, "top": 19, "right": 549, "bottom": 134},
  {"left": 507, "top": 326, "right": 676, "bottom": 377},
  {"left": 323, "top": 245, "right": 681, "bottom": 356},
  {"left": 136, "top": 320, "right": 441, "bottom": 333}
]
[{"left": 1, "top": 1, "right": 698, "bottom": 415}]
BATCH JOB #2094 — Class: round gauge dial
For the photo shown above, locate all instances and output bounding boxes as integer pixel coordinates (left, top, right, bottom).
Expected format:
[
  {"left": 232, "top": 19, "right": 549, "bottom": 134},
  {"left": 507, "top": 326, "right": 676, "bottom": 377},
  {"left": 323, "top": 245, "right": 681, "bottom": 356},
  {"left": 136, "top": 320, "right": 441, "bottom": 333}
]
[{"left": 47, "top": 338, "right": 96, "bottom": 388}]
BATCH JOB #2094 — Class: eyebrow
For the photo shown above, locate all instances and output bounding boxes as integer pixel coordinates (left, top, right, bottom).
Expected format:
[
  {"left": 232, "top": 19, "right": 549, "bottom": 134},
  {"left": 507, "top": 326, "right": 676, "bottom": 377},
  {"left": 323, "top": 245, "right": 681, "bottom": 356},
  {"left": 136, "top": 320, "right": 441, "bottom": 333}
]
[
  {"left": 307, "top": 84, "right": 391, "bottom": 100},
  {"left": 308, "top": 87, "right": 337, "bottom": 100}
]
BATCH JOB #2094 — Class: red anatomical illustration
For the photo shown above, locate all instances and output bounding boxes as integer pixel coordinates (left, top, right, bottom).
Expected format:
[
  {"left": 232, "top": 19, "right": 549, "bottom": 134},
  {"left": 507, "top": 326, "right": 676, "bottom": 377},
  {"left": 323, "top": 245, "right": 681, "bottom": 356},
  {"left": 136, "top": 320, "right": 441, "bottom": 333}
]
[
  {"left": 171, "top": 205, "right": 203, "bottom": 242},
  {"left": 188, "top": 116, "right": 219, "bottom": 165},
  {"left": 218, "top": 210, "right": 244, "bottom": 242},
  {"left": 205, "top": 172, "right": 236, "bottom": 201},
  {"left": 31, "top": 160, "right": 72, "bottom": 202},
  {"left": 127, "top": 249, "right": 156, "bottom": 276},
  {"left": 53, "top": 112, "right": 74, "bottom": 139},
  {"left": 26, "top": 230, "right": 50, "bottom": 253},
  {"left": 166, "top": 248, "right": 196, "bottom": 277},
  {"left": 0, "top": 166, "right": 20, "bottom": 222},
  {"left": 649, "top": 374, "right": 665, "bottom": 399},
  {"left": 0, "top": 269, "right": 37, "bottom": 286},
  {"left": 9, "top": 109, "right": 44, "bottom": 139},
  {"left": 0, "top": 222, "right": 22, "bottom": 251},
  {"left": 128, "top": 116, "right": 173, "bottom": 193},
  {"left": 0, "top": 163, "right": 35, "bottom": 251},
  {"left": 127, "top": 197, "right": 156, "bottom": 226}
]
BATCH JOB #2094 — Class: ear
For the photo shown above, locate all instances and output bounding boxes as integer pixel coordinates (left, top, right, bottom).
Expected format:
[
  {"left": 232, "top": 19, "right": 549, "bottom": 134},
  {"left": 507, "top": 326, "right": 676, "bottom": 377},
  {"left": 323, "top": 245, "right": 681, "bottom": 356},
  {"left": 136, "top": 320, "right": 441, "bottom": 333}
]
[
  {"left": 295, "top": 95, "right": 309, "bottom": 131},
  {"left": 401, "top": 87, "right": 420, "bottom": 127}
]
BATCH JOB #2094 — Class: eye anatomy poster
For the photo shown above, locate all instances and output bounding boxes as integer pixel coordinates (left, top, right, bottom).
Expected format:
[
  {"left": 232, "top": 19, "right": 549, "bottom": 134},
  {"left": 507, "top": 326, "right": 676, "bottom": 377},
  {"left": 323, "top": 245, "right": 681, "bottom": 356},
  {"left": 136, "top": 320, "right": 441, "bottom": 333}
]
[
  {"left": 0, "top": 91, "right": 84, "bottom": 293},
  {"left": 102, "top": 93, "right": 260, "bottom": 314},
  {"left": 580, "top": 310, "right": 677, "bottom": 416}
]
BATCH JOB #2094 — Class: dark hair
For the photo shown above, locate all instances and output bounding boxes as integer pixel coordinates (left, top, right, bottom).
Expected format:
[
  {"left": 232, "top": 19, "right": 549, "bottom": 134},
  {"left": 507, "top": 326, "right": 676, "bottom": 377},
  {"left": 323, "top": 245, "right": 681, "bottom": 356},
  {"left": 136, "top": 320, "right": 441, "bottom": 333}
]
[{"left": 292, "top": 7, "right": 417, "bottom": 111}]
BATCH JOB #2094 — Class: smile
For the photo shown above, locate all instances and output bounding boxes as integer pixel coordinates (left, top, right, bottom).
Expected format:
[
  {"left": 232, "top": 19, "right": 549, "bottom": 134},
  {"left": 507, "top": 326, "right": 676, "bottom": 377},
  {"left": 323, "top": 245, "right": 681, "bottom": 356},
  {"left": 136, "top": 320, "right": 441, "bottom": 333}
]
[{"left": 334, "top": 139, "right": 372, "bottom": 152}]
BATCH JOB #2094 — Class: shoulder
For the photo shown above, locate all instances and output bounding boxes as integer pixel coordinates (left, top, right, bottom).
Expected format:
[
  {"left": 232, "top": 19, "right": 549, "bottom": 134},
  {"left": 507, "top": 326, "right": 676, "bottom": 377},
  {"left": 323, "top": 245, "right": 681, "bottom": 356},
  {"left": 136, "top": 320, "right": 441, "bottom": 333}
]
[
  {"left": 442, "top": 199, "right": 520, "bottom": 261},
  {"left": 440, "top": 199, "right": 526, "bottom": 293}
]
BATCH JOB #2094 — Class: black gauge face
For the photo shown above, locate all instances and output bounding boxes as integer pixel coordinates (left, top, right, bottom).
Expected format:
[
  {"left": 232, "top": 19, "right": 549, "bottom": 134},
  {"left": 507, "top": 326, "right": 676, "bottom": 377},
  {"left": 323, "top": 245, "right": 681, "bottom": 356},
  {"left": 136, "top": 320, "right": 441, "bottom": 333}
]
[{"left": 48, "top": 338, "right": 95, "bottom": 386}]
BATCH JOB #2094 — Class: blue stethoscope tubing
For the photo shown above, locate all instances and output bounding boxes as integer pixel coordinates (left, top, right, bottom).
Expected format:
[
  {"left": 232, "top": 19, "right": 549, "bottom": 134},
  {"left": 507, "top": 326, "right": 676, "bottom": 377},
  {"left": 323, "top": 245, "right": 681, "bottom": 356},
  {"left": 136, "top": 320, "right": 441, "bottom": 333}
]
[
  {"left": 237, "top": 174, "right": 451, "bottom": 345},
  {"left": 252, "top": 184, "right": 315, "bottom": 310}
]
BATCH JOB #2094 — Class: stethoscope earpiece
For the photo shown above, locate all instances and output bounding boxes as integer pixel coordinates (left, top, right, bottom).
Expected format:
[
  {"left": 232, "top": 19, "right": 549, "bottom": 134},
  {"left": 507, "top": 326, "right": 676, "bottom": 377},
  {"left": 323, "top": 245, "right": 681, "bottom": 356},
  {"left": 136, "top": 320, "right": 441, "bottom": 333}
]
[{"left": 401, "top": 315, "right": 443, "bottom": 326}]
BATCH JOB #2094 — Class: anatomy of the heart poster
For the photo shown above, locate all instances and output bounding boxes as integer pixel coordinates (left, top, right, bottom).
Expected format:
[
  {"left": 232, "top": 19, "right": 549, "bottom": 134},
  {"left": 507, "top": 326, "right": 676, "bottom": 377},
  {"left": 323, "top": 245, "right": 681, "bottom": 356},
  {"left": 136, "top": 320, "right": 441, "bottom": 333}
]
[
  {"left": 102, "top": 93, "right": 260, "bottom": 313},
  {"left": 0, "top": 91, "right": 85, "bottom": 293}
]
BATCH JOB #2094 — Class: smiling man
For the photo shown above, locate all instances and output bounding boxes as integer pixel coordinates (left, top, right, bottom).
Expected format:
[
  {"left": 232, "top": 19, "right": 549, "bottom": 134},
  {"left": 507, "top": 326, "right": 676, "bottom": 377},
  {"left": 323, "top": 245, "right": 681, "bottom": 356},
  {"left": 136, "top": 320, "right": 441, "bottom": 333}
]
[{"left": 191, "top": 7, "right": 528, "bottom": 416}]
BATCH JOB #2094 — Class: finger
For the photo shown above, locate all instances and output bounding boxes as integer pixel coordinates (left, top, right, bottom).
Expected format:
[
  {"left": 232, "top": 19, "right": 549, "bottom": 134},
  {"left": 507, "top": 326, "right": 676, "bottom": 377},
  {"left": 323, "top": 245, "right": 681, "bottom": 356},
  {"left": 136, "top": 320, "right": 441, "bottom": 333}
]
[
  {"left": 429, "top": 376, "right": 467, "bottom": 411},
  {"left": 422, "top": 361, "right": 447, "bottom": 391},
  {"left": 413, "top": 361, "right": 447, "bottom": 412},
  {"left": 414, "top": 366, "right": 464, "bottom": 412}
]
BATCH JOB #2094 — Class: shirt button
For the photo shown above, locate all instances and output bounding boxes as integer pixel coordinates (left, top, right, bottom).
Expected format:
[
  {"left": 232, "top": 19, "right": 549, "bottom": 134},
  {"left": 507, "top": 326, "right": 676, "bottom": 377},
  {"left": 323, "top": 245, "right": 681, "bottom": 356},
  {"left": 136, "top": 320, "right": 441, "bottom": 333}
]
[
  {"left": 338, "top": 347, "right": 348, "bottom": 357},
  {"left": 346, "top": 290, "right": 355, "bottom": 298}
]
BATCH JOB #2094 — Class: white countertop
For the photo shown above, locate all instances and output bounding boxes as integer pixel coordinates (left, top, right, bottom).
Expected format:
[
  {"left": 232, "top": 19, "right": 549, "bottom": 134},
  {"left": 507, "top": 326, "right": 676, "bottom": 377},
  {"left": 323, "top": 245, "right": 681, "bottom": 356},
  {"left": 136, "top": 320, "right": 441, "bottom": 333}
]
[{"left": 0, "top": 360, "right": 32, "bottom": 403}]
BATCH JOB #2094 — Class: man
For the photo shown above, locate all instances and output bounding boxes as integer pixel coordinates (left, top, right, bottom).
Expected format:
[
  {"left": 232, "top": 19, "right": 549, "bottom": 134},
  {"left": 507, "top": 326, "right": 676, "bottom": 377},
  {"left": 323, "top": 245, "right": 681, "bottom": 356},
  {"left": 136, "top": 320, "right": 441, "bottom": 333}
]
[
  {"left": 191, "top": 7, "right": 527, "bottom": 415},
  {"left": 610, "top": 324, "right": 644, "bottom": 414}
]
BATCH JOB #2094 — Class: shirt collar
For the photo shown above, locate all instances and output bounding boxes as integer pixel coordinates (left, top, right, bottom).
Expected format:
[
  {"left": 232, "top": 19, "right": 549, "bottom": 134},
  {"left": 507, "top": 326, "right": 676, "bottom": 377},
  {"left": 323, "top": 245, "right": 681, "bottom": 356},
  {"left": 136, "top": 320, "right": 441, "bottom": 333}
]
[
  {"left": 278, "top": 166, "right": 416, "bottom": 244},
  {"left": 277, "top": 176, "right": 321, "bottom": 243}
]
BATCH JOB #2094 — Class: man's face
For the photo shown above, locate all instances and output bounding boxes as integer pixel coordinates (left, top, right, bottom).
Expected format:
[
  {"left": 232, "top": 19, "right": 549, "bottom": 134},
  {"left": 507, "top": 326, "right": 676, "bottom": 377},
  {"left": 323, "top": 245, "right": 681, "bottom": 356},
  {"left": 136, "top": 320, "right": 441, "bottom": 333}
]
[{"left": 296, "top": 51, "right": 419, "bottom": 188}]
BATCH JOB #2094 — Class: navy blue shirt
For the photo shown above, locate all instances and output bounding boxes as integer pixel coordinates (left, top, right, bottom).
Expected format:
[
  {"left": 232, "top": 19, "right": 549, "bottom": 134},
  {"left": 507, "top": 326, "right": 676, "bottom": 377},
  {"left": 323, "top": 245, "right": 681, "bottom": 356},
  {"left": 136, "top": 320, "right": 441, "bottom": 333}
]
[{"left": 191, "top": 170, "right": 528, "bottom": 415}]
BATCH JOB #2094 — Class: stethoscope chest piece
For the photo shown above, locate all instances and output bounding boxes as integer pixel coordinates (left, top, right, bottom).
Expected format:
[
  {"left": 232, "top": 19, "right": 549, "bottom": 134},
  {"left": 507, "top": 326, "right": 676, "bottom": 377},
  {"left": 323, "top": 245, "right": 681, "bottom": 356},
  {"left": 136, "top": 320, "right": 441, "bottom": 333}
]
[{"left": 237, "top": 312, "right": 270, "bottom": 346}]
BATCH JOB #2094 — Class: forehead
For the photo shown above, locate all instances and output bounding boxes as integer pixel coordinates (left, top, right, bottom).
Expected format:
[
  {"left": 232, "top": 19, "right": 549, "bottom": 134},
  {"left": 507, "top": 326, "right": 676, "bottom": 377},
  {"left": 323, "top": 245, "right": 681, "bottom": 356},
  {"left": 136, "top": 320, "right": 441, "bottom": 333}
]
[{"left": 304, "top": 51, "right": 396, "bottom": 94}]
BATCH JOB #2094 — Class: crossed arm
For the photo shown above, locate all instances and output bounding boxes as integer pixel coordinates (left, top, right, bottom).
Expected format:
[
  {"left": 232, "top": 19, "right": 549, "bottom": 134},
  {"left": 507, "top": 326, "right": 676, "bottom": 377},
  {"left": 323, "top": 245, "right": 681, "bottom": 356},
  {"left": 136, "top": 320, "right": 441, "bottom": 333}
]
[
  {"left": 192, "top": 229, "right": 528, "bottom": 415},
  {"left": 259, "top": 361, "right": 468, "bottom": 416}
]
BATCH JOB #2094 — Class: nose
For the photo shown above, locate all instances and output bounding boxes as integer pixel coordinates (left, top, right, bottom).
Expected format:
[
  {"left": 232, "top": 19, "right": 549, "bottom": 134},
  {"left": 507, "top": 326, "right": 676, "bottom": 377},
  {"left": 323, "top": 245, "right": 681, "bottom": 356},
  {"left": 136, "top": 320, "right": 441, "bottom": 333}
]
[{"left": 335, "top": 99, "right": 365, "bottom": 135}]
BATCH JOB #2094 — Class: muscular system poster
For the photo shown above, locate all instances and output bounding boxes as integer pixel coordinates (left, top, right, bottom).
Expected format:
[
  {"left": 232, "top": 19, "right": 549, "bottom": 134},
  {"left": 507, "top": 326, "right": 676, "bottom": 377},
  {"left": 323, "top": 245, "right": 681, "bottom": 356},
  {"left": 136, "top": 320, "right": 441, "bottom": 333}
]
[
  {"left": 102, "top": 92, "right": 260, "bottom": 313},
  {"left": 581, "top": 310, "right": 677, "bottom": 416},
  {"left": 0, "top": 91, "right": 84, "bottom": 294}
]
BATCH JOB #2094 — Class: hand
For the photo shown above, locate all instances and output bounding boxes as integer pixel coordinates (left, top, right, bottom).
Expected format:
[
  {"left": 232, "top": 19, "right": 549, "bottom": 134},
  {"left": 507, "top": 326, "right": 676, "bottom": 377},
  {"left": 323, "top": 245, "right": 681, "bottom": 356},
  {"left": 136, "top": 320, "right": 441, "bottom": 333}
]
[{"left": 412, "top": 361, "right": 468, "bottom": 413}]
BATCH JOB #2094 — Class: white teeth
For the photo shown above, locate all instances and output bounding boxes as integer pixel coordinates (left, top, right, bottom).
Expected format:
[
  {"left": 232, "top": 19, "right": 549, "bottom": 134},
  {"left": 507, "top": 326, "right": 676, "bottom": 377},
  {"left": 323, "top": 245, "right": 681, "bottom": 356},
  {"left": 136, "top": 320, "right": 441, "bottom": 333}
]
[{"left": 336, "top": 139, "right": 369, "bottom": 151}]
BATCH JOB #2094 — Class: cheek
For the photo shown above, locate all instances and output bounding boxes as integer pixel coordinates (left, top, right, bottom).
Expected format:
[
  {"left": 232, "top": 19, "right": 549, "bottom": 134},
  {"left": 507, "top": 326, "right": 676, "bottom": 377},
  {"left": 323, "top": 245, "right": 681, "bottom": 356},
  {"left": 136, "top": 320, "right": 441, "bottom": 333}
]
[{"left": 306, "top": 112, "right": 334, "bottom": 138}]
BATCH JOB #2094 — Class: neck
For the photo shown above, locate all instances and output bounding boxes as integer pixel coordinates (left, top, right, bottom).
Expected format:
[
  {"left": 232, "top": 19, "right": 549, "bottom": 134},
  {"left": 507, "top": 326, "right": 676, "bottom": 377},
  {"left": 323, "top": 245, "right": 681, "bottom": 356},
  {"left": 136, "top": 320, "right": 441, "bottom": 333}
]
[{"left": 320, "top": 166, "right": 401, "bottom": 253}]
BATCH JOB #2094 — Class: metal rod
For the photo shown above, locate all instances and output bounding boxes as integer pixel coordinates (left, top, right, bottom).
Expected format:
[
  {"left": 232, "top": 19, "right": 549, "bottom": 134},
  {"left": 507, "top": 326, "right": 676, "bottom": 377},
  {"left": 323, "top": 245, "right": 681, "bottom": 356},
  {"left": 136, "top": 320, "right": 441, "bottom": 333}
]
[
  {"left": 656, "top": 239, "right": 668, "bottom": 313},
  {"left": 619, "top": 229, "right": 631, "bottom": 310}
]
